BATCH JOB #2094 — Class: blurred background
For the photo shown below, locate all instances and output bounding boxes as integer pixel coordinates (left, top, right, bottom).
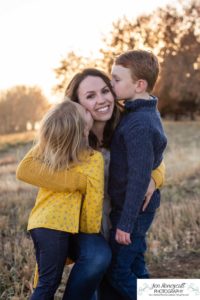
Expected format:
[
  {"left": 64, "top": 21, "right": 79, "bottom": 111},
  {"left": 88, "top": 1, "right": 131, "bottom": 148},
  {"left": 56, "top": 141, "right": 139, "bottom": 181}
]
[{"left": 0, "top": 0, "right": 200, "bottom": 299}]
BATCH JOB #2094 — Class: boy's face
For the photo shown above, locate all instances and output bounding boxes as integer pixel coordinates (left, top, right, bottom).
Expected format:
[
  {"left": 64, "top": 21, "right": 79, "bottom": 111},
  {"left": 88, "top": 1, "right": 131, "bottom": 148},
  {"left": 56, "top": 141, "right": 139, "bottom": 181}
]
[{"left": 111, "top": 64, "right": 137, "bottom": 101}]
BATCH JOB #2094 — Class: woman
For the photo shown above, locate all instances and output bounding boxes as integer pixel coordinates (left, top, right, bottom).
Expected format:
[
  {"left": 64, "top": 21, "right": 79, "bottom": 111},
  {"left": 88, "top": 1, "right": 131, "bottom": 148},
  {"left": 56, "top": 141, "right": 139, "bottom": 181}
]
[{"left": 17, "top": 68, "right": 165, "bottom": 300}]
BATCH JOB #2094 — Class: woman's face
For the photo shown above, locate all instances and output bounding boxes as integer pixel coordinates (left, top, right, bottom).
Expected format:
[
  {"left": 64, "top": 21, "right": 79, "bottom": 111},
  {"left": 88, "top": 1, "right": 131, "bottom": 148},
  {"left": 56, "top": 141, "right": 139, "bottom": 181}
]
[{"left": 77, "top": 76, "right": 115, "bottom": 122}]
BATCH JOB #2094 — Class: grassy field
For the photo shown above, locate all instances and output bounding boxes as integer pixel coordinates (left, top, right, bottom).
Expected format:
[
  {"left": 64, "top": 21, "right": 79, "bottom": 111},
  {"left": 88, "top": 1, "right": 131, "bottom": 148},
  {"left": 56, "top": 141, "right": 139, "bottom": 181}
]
[{"left": 0, "top": 122, "right": 200, "bottom": 299}]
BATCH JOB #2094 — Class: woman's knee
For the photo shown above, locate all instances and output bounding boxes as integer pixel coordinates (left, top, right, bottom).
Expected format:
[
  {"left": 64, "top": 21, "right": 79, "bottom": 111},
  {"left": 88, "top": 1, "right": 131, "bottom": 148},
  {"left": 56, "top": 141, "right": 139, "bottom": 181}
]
[
  {"left": 75, "top": 234, "right": 112, "bottom": 275},
  {"left": 91, "top": 244, "right": 112, "bottom": 270}
]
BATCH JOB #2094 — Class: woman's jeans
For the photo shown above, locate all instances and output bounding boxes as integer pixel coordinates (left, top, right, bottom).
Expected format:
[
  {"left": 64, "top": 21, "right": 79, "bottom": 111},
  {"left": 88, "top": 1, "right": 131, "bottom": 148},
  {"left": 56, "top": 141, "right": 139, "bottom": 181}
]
[
  {"left": 30, "top": 228, "right": 70, "bottom": 300},
  {"left": 64, "top": 233, "right": 112, "bottom": 300},
  {"left": 107, "top": 211, "right": 155, "bottom": 300}
]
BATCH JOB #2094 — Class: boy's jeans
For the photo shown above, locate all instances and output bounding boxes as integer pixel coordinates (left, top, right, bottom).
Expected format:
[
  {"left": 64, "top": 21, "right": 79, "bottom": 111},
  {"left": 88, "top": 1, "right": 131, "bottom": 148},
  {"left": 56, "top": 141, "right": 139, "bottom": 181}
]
[{"left": 107, "top": 211, "right": 155, "bottom": 300}]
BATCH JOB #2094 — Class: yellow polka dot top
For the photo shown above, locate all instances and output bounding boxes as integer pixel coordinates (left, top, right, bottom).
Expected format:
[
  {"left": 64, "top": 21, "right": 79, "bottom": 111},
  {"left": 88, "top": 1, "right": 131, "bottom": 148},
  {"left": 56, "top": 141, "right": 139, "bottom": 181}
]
[{"left": 18, "top": 148, "right": 104, "bottom": 234}]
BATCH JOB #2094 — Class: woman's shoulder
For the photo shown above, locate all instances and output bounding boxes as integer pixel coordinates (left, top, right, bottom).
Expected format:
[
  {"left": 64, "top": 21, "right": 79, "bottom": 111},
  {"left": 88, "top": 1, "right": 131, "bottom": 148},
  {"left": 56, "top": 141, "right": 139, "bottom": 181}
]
[{"left": 86, "top": 149, "right": 104, "bottom": 165}]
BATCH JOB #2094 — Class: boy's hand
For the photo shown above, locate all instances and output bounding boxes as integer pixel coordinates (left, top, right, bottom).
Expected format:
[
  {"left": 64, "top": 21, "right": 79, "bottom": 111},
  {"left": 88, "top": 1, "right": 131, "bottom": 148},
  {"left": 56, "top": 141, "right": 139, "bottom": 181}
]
[
  {"left": 142, "top": 178, "right": 156, "bottom": 211},
  {"left": 115, "top": 228, "right": 131, "bottom": 245}
]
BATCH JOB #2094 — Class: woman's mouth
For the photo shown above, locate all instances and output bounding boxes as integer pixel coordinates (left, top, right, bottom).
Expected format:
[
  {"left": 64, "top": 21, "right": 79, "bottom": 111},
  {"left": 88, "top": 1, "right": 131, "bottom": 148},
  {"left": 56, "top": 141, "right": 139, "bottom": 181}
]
[{"left": 96, "top": 106, "right": 110, "bottom": 113}]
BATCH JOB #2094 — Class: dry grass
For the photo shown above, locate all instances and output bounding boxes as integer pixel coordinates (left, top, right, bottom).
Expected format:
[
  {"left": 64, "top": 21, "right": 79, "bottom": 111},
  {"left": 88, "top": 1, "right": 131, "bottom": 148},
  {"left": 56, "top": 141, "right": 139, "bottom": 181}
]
[
  {"left": 0, "top": 123, "right": 200, "bottom": 298},
  {"left": 0, "top": 131, "right": 36, "bottom": 147},
  {"left": 163, "top": 121, "right": 200, "bottom": 183}
]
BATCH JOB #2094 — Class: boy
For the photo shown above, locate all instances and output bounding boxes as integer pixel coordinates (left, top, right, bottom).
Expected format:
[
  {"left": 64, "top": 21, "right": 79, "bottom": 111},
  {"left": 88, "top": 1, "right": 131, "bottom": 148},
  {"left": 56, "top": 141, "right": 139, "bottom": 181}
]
[{"left": 107, "top": 50, "right": 167, "bottom": 299}]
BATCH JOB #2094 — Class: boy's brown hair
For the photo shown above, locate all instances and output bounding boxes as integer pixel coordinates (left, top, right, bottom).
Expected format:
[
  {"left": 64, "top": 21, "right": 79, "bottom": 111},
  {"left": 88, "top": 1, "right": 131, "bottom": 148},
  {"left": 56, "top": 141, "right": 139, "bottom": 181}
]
[{"left": 114, "top": 50, "right": 159, "bottom": 92}]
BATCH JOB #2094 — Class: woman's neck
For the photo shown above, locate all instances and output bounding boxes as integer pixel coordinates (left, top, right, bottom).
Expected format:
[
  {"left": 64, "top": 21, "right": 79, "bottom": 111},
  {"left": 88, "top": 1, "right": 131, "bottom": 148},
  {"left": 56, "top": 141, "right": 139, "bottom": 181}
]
[{"left": 91, "top": 121, "right": 106, "bottom": 147}]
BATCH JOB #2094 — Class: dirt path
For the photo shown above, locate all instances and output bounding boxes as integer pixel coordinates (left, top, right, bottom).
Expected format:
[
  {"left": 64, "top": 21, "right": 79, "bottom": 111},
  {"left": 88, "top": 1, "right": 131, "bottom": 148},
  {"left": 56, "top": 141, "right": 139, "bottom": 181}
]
[{"left": 149, "top": 251, "right": 200, "bottom": 278}]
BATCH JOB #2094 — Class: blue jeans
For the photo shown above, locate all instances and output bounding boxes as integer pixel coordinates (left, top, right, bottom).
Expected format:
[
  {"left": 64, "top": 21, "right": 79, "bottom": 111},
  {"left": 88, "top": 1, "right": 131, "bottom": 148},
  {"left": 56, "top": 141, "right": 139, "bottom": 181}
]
[
  {"left": 30, "top": 228, "right": 70, "bottom": 300},
  {"left": 107, "top": 212, "right": 155, "bottom": 300},
  {"left": 98, "top": 277, "right": 123, "bottom": 300},
  {"left": 63, "top": 233, "right": 112, "bottom": 300}
]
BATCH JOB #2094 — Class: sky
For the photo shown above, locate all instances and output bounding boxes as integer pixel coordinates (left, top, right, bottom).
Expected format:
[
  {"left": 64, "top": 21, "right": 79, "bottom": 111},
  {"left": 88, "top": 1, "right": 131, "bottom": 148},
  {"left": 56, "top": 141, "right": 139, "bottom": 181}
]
[{"left": 0, "top": 0, "right": 176, "bottom": 102}]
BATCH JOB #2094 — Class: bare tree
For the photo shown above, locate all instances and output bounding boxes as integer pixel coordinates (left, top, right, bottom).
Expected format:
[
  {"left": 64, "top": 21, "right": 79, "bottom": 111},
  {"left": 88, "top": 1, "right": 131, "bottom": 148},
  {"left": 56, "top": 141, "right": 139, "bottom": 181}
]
[
  {"left": 53, "top": 51, "right": 102, "bottom": 94},
  {"left": 0, "top": 86, "right": 49, "bottom": 134}
]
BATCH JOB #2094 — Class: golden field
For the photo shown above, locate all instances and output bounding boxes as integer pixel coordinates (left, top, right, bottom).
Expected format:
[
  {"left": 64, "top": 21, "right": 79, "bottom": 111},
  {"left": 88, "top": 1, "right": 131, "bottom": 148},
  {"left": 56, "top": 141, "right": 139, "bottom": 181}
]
[{"left": 0, "top": 121, "right": 200, "bottom": 299}]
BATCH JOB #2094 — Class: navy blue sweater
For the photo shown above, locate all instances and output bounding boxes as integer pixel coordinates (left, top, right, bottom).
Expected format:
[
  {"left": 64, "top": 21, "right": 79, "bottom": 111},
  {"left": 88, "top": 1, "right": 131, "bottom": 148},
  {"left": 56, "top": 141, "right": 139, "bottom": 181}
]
[{"left": 108, "top": 97, "right": 167, "bottom": 233}]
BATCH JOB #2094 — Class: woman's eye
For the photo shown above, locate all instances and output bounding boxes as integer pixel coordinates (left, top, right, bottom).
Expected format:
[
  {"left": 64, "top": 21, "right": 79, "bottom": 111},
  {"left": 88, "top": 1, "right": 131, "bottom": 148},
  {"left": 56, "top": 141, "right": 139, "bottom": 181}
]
[
  {"left": 102, "top": 88, "right": 110, "bottom": 94},
  {"left": 86, "top": 94, "right": 95, "bottom": 99}
]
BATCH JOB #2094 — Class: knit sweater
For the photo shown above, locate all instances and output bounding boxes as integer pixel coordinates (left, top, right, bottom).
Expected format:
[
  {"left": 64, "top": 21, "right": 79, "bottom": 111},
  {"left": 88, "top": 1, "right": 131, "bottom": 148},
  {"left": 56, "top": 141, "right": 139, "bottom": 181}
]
[{"left": 108, "top": 97, "right": 167, "bottom": 233}]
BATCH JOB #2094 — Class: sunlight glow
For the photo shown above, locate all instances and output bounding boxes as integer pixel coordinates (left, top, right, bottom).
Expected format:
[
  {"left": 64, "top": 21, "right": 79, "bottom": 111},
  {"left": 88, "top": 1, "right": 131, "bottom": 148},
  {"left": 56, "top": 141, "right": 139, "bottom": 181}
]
[{"left": 0, "top": 0, "right": 175, "bottom": 103}]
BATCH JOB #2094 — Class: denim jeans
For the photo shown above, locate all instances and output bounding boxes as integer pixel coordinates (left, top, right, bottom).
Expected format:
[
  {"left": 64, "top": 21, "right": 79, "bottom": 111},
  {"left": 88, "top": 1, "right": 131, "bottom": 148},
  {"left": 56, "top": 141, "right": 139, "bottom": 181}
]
[
  {"left": 63, "top": 233, "right": 112, "bottom": 300},
  {"left": 98, "top": 276, "right": 123, "bottom": 300},
  {"left": 107, "top": 211, "right": 155, "bottom": 300},
  {"left": 30, "top": 228, "right": 70, "bottom": 300}
]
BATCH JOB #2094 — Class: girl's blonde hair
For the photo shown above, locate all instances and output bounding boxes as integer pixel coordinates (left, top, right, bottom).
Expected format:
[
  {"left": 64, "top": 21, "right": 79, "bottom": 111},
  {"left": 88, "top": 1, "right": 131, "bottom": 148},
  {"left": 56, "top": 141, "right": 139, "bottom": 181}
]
[{"left": 36, "top": 99, "right": 88, "bottom": 171}]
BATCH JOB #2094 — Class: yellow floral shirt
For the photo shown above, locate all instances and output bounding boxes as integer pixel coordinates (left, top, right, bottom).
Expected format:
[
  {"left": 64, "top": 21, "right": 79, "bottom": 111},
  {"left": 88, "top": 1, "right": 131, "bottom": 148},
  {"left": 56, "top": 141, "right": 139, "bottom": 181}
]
[{"left": 17, "top": 148, "right": 104, "bottom": 234}]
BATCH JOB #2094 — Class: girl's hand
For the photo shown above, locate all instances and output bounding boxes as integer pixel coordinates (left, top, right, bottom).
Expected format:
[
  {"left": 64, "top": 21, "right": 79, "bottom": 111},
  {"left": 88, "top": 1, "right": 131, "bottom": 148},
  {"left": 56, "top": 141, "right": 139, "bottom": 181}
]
[
  {"left": 142, "top": 178, "right": 156, "bottom": 211},
  {"left": 115, "top": 228, "right": 131, "bottom": 245}
]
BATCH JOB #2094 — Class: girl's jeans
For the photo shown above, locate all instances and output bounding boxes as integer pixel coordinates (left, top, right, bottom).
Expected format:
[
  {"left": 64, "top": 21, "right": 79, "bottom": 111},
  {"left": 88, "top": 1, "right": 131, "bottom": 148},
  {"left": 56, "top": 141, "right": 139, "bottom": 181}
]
[
  {"left": 107, "top": 211, "right": 155, "bottom": 300},
  {"left": 30, "top": 228, "right": 70, "bottom": 300}
]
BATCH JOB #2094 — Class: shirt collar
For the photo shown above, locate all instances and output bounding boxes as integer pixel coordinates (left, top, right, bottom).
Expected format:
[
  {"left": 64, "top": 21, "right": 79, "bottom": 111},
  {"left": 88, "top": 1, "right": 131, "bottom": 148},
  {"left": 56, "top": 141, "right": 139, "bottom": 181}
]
[{"left": 124, "top": 96, "right": 158, "bottom": 112}]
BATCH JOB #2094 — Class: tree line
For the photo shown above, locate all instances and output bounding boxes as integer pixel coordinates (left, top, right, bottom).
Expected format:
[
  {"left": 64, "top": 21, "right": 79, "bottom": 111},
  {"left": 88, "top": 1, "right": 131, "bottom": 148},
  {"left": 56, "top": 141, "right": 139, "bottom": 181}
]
[
  {"left": 0, "top": 86, "right": 49, "bottom": 134},
  {"left": 54, "top": 0, "right": 200, "bottom": 120},
  {"left": 1, "top": 0, "right": 200, "bottom": 135}
]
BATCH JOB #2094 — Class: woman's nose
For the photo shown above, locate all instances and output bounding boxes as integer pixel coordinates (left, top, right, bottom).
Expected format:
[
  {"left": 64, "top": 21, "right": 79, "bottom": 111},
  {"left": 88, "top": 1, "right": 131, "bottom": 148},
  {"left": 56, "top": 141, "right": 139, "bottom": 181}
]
[{"left": 96, "top": 93, "right": 106, "bottom": 104}]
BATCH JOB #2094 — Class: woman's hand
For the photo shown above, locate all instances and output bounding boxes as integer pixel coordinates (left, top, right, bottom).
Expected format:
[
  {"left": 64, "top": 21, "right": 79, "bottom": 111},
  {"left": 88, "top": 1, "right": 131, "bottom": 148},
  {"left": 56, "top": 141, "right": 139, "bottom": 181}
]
[{"left": 142, "top": 178, "right": 156, "bottom": 211}]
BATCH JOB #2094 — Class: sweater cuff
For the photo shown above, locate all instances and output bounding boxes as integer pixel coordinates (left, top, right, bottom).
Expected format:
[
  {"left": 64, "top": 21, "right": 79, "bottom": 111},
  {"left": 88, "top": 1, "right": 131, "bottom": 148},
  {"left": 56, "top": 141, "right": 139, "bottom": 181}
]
[
  {"left": 117, "top": 214, "right": 135, "bottom": 233},
  {"left": 151, "top": 162, "right": 165, "bottom": 189}
]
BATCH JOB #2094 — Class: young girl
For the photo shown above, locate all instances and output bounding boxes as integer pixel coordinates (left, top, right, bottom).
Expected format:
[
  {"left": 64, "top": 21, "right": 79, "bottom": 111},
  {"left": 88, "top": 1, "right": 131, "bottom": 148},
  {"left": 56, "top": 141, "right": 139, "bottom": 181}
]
[{"left": 16, "top": 99, "right": 105, "bottom": 299}]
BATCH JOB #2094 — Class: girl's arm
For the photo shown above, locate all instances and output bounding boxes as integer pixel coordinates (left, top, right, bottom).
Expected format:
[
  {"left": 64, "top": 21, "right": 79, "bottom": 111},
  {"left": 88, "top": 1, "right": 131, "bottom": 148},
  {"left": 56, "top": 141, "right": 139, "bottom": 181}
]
[{"left": 16, "top": 146, "right": 87, "bottom": 193}]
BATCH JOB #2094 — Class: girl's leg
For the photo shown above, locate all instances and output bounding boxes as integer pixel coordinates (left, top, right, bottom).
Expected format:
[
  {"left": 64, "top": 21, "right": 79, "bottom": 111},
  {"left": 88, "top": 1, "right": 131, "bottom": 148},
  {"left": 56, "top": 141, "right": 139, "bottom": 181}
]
[
  {"left": 63, "top": 233, "right": 111, "bottom": 300},
  {"left": 30, "top": 228, "right": 69, "bottom": 300}
]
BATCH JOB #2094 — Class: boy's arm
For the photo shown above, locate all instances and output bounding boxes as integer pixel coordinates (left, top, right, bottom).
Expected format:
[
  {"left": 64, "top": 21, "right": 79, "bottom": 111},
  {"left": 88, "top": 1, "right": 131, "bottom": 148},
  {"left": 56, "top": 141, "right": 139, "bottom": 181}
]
[
  {"left": 80, "top": 152, "right": 104, "bottom": 233},
  {"left": 16, "top": 146, "right": 87, "bottom": 193},
  {"left": 117, "top": 126, "right": 154, "bottom": 234}
]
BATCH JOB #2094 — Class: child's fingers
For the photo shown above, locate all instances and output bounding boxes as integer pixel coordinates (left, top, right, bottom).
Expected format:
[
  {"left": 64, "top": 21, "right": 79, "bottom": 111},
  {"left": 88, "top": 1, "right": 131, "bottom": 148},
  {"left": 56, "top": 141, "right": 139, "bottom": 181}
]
[{"left": 115, "top": 229, "right": 131, "bottom": 245}]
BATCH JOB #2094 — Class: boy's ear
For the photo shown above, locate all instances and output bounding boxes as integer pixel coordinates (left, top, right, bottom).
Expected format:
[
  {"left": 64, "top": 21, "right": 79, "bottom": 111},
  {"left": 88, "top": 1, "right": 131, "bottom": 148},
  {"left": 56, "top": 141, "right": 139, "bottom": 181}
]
[{"left": 136, "top": 79, "right": 148, "bottom": 93}]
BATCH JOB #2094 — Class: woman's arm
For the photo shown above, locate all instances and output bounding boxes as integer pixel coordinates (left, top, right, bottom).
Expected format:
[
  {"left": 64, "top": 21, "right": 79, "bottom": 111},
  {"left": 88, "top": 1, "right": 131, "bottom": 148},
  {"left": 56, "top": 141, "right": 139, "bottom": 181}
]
[
  {"left": 80, "top": 151, "right": 104, "bottom": 233},
  {"left": 16, "top": 146, "right": 87, "bottom": 193},
  {"left": 151, "top": 160, "right": 166, "bottom": 189},
  {"left": 142, "top": 160, "right": 166, "bottom": 211}
]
